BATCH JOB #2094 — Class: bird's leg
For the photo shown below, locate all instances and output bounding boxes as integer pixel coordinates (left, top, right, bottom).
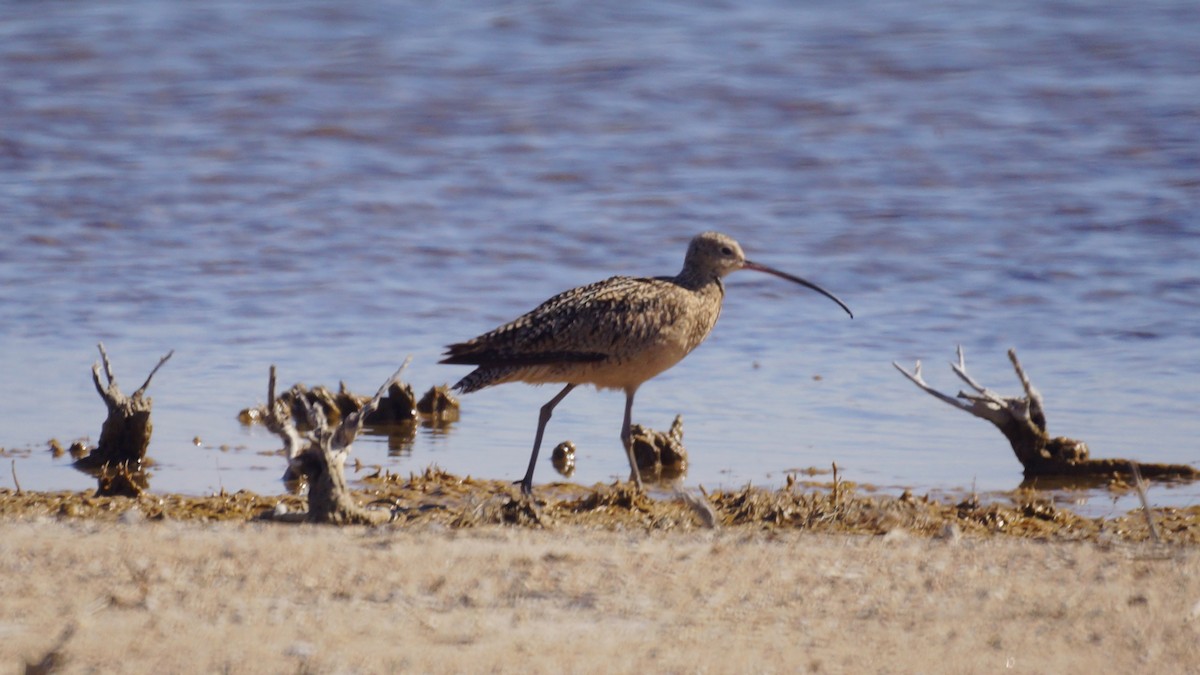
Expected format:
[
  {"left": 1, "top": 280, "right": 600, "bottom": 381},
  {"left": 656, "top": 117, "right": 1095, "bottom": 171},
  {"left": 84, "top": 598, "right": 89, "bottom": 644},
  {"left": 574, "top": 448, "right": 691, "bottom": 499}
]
[
  {"left": 519, "top": 383, "right": 577, "bottom": 496},
  {"left": 621, "top": 387, "right": 644, "bottom": 492}
]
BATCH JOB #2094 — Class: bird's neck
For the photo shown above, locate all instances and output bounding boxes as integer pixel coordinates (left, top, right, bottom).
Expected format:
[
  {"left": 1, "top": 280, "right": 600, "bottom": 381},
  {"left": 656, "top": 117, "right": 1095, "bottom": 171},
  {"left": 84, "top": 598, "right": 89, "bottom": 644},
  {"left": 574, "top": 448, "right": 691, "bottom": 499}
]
[{"left": 673, "top": 268, "right": 725, "bottom": 296}]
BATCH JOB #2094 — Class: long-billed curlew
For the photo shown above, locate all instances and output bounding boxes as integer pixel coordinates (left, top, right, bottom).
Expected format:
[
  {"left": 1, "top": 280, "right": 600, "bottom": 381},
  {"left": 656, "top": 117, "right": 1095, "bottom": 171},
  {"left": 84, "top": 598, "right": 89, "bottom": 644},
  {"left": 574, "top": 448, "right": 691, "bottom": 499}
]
[{"left": 441, "top": 231, "right": 853, "bottom": 496}]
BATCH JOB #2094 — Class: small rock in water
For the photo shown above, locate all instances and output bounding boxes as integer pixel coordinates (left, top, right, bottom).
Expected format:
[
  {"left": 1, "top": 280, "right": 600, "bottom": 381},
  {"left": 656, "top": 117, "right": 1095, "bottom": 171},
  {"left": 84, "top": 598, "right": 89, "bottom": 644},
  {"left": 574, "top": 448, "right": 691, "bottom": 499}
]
[{"left": 551, "top": 441, "right": 576, "bottom": 477}]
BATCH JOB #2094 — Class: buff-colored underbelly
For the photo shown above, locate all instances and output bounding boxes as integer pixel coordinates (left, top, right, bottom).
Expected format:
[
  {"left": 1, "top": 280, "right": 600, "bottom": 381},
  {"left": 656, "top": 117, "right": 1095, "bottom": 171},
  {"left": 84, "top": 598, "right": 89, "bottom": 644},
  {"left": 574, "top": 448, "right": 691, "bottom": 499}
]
[{"left": 513, "top": 341, "right": 692, "bottom": 391}]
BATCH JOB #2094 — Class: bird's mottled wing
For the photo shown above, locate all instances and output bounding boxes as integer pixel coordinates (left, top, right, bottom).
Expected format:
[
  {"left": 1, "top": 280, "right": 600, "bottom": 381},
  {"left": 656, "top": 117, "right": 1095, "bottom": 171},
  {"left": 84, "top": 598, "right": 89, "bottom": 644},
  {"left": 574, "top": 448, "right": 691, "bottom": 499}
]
[{"left": 441, "top": 275, "right": 685, "bottom": 366}]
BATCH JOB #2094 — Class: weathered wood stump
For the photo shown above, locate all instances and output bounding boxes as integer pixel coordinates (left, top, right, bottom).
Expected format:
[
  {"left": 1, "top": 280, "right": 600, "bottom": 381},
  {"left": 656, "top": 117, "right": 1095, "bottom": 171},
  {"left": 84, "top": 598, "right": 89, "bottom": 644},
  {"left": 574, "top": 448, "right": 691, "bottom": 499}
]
[
  {"left": 630, "top": 414, "right": 688, "bottom": 481},
  {"left": 74, "top": 344, "right": 173, "bottom": 496},
  {"left": 364, "top": 382, "right": 417, "bottom": 424},
  {"left": 894, "top": 346, "right": 1199, "bottom": 483},
  {"left": 414, "top": 384, "right": 460, "bottom": 428},
  {"left": 263, "top": 360, "right": 410, "bottom": 525}
]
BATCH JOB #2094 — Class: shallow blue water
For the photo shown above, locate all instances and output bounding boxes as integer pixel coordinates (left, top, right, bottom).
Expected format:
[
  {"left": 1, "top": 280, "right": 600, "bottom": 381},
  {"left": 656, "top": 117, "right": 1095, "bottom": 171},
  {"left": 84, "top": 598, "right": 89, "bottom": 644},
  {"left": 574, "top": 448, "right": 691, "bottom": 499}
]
[{"left": 1, "top": 0, "right": 1197, "bottom": 516}]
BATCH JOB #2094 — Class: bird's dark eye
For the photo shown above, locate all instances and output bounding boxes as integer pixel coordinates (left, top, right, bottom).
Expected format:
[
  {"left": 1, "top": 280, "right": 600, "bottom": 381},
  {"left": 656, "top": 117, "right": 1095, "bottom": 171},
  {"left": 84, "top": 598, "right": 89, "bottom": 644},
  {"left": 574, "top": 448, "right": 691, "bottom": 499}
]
[{"left": 721, "top": 246, "right": 733, "bottom": 255}]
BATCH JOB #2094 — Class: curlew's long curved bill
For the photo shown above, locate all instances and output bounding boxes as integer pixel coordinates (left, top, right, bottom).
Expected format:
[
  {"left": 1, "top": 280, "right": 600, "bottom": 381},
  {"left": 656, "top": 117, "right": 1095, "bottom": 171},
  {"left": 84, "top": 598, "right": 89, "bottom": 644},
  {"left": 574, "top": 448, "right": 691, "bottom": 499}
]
[{"left": 742, "top": 260, "right": 854, "bottom": 318}]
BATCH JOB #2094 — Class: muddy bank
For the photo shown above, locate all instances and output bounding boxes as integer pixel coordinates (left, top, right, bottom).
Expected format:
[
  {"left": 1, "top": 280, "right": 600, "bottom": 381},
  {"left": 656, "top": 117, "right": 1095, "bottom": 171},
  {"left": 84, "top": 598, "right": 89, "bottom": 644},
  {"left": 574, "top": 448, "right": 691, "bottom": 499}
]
[{"left": 2, "top": 468, "right": 1198, "bottom": 544}]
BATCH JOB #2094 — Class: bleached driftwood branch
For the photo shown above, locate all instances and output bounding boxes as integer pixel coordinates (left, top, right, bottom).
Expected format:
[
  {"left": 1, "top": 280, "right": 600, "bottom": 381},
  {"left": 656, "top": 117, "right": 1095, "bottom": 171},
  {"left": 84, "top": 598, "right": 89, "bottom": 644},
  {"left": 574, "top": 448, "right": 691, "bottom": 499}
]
[
  {"left": 264, "top": 358, "right": 411, "bottom": 524},
  {"left": 894, "top": 346, "right": 1198, "bottom": 482}
]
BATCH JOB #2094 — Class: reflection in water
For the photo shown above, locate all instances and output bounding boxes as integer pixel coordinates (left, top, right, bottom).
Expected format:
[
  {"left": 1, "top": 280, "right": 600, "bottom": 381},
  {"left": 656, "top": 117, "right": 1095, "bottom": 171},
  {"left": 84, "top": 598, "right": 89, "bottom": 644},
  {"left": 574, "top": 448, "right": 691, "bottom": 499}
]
[
  {"left": 73, "top": 459, "right": 150, "bottom": 498},
  {"left": 376, "top": 421, "right": 418, "bottom": 456},
  {"left": 372, "top": 412, "right": 460, "bottom": 456}
]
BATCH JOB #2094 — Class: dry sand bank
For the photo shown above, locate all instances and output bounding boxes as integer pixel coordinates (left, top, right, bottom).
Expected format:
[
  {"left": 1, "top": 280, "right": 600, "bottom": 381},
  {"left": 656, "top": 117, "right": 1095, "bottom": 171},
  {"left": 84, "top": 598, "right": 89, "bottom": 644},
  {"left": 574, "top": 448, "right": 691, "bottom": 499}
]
[{"left": 2, "top": 503, "right": 1199, "bottom": 673}]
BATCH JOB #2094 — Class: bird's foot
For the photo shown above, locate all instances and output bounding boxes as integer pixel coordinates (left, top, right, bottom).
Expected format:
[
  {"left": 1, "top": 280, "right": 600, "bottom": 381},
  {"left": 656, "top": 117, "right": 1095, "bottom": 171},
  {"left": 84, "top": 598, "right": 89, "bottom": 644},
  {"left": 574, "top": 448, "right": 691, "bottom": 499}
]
[{"left": 513, "top": 478, "right": 534, "bottom": 498}]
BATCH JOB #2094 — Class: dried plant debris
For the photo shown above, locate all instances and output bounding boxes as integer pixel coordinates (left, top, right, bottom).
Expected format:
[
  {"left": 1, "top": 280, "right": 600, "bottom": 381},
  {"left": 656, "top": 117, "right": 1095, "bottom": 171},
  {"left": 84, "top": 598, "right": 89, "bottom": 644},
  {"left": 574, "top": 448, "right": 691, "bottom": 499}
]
[
  {"left": 895, "top": 346, "right": 1199, "bottom": 483},
  {"left": 4, "top": 471, "right": 1197, "bottom": 543}
]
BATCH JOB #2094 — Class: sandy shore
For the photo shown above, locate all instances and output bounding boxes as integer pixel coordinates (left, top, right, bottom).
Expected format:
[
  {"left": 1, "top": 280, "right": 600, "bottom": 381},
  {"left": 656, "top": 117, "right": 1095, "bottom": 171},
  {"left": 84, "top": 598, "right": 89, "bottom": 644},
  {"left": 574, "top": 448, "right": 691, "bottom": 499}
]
[{"left": 3, "top": 514, "right": 1198, "bottom": 674}]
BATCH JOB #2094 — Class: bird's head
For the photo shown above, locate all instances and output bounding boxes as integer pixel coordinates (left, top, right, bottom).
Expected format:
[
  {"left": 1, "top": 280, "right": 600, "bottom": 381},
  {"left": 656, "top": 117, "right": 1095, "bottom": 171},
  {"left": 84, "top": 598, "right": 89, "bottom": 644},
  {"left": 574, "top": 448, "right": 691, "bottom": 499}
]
[
  {"left": 683, "top": 231, "right": 747, "bottom": 279},
  {"left": 682, "top": 231, "right": 853, "bottom": 318}
]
